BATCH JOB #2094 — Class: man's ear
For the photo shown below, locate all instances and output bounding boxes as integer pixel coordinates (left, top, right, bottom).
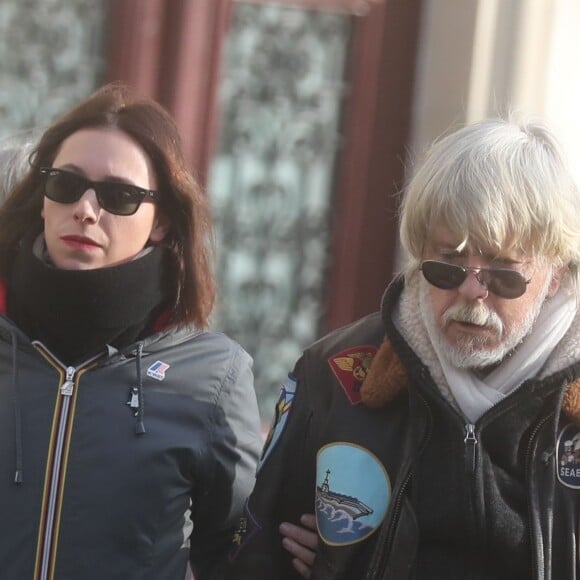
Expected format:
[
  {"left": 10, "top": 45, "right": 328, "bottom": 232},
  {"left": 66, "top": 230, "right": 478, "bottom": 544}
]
[
  {"left": 547, "top": 265, "right": 567, "bottom": 297},
  {"left": 149, "top": 213, "right": 169, "bottom": 243}
]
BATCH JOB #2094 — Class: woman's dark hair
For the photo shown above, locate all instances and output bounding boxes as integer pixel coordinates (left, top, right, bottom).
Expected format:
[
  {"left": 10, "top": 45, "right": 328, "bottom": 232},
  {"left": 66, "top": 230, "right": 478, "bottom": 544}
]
[{"left": 0, "top": 82, "right": 216, "bottom": 328}]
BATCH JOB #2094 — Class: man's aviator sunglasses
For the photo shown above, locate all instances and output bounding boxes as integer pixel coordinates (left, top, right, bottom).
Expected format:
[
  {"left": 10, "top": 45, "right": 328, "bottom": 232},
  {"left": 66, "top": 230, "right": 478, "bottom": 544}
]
[
  {"left": 40, "top": 167, "right": 160, "bottom": 216},
  {"left": 420, "top": 260, "right": 531, "bottom": 299}
]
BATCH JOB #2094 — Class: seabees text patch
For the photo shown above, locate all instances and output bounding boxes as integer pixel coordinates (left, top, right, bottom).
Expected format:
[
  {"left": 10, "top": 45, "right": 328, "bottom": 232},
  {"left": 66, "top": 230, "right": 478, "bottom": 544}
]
[{"left": 557, "top": 423, "right": 580, "bottom": 489}]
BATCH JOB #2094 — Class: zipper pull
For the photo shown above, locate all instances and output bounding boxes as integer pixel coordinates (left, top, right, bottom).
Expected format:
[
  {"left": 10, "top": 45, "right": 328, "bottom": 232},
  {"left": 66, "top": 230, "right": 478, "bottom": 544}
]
[
  {"left": 464, "top": 423, "right": 478, "bottom": 475},
  {"left": 127, "top": 387, "right": 140, "bottom": 416},
  {"left": 61, "top": 367, "right": 76, "bottom": 396}
]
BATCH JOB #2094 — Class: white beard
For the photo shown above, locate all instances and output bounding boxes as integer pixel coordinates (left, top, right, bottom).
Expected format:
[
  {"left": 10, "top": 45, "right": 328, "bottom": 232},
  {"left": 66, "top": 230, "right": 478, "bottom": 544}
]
[{"left": 419, "top": 276, "right": 551, "bottom": 369}]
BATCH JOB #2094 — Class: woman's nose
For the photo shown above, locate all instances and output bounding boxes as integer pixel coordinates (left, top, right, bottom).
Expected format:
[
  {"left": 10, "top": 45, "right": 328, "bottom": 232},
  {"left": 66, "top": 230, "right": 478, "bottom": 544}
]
[{"left": 72, "top": 189, "right": 100, "bottom": 223}]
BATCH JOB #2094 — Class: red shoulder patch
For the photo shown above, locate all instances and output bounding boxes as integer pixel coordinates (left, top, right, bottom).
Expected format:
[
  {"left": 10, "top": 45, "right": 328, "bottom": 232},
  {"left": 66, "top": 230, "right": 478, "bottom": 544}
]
[{"left": 328, "top": 346, "right": 378, "bottom": 405}]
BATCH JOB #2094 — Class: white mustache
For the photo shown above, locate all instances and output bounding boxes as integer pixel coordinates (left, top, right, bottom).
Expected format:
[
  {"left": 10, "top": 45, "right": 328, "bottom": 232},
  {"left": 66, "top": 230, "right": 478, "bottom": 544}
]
[{"left": 443, "top": 303, "right": 504, "bottom": 334}]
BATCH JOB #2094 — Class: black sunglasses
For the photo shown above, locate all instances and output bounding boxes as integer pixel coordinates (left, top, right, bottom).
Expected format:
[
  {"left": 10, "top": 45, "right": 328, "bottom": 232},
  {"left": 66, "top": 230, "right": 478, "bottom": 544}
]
[
  {"left": 420, "top": 260, "right": 531, "bottom": 299},
  {"left": 40, "top": 167, "right": 160, "bottom": 216}
]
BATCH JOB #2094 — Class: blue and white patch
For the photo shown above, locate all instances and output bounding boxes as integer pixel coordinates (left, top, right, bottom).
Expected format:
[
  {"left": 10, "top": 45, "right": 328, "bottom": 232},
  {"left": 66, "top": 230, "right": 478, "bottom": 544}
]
[
  {"left": 316, "top": 443, "right": 390, "bottom": 546},
  {"left": 147, "top": 360, "right": 170, "bottom": 381},
  {"left": 257, "top": 375, "right": 297, "bottom": 471},
  {"left": 556, "top": 423, "right": 580, "bottom": 489}
]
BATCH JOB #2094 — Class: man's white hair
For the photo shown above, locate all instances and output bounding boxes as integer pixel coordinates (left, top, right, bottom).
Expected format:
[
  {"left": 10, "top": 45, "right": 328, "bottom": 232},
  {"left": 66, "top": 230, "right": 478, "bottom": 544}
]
[
  {"left": 0, "top": 130, "right": 39, "bottom": 202},
  {"left": 400, "top": 115, "right": 580, "bottom": 295}
]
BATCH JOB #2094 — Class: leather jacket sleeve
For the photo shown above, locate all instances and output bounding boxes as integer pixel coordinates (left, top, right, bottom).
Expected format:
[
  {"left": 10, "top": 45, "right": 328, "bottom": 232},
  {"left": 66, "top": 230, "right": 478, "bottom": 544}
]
[{"left": 227, "top": 355, "right": 317, "bottom": 580}]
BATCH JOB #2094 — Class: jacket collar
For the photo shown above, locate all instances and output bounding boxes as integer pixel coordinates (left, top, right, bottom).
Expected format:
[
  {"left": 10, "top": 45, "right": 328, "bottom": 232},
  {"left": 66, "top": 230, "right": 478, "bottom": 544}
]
[{"left": 360, "top": 272, "right": 580, "bottom": 425}]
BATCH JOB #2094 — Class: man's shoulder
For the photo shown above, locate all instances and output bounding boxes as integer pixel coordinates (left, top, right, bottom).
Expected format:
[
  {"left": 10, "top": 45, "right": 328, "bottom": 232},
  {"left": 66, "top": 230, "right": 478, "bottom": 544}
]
[{"left": 305, "top": 311, "right": 385, "bottom": 361}]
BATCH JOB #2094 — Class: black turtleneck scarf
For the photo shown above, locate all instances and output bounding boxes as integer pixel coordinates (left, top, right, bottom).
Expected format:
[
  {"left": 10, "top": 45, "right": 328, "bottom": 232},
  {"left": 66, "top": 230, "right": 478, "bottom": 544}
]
[{"left": 8, "top": 233, "right": 171, "bottom": 365}]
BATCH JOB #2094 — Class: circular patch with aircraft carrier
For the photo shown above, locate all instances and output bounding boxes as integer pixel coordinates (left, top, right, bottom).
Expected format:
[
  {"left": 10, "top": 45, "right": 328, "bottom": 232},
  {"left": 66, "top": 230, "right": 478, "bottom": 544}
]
[{"left": 316, "top": 443, "right": 390, "bottom": 546}]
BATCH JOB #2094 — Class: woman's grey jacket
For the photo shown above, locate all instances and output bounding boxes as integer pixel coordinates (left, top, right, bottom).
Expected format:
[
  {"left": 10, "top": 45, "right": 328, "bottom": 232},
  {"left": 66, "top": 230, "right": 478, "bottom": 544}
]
[{"left": 0, "top": 311, "right": 262, "bottom": 580}]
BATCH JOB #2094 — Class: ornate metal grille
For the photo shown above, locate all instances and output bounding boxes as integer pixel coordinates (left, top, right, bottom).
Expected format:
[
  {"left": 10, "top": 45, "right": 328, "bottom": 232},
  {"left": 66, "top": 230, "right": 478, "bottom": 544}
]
[
  {"left": 0, "top": 0, "right": 108, "bottom": 138},
  {"left": 208, "top": 3, "right": 352, "bottom": 416}
]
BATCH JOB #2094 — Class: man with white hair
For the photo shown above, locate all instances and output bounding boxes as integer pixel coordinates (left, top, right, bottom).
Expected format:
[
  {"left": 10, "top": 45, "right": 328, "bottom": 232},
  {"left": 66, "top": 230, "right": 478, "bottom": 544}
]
[
  {"left": 0, "top": 130, "right": 37, "bottom": 200},
  {"left": 228, "top": 116, "right": 580, "bottom": 579}
]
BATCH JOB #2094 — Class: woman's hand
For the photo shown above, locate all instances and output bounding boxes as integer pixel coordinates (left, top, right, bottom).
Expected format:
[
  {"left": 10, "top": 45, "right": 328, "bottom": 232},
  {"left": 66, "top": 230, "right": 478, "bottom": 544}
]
[{"left": 279, "top": 513, "right": 318, "bottom": 578}]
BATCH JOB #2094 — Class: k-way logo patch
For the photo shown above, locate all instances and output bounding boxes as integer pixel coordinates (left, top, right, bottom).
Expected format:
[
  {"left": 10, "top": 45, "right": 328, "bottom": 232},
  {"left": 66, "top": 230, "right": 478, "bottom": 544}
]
[
  {"left": 328, "top": 346, "right": 377, "bottom": 404},
  {"left": 556, "top": 423, "right": 580, "bottom": 489},
  {"left": 147, "top": 360, "right": 170, "bottom": 381}
]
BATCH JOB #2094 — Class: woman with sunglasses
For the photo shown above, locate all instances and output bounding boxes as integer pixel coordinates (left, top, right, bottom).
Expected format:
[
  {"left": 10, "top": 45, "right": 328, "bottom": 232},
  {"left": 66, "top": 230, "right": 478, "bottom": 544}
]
[
  {"left": 228, "top": 116, "right": 580, "bottom": 579},
  {"left": 0, "top": 83, "right": 263, "bottom": 580}
]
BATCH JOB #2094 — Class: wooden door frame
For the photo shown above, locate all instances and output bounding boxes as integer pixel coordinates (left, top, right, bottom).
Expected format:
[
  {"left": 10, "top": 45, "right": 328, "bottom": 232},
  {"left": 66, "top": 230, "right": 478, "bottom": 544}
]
[
  {"left": 105, "top": 0, "right": 423, "bottom": 331},
  {"left": 105, "top": 0, "right": 231, "bottom": 184},
  {"left": 324, "top": 0, "right": 423, "bottom": 330}
]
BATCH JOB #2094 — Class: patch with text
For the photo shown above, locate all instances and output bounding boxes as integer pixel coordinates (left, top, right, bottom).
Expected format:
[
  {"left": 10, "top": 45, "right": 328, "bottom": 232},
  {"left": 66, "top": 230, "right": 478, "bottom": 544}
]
[
  {"left": 229, "top": 502, "right": 262, "bottom": 560},
  {"left": 557, "top": 423, "right": 580, "bottom": 489},
  {"left": 147, "top": 360, "right": 170, "bottom": 381}
]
